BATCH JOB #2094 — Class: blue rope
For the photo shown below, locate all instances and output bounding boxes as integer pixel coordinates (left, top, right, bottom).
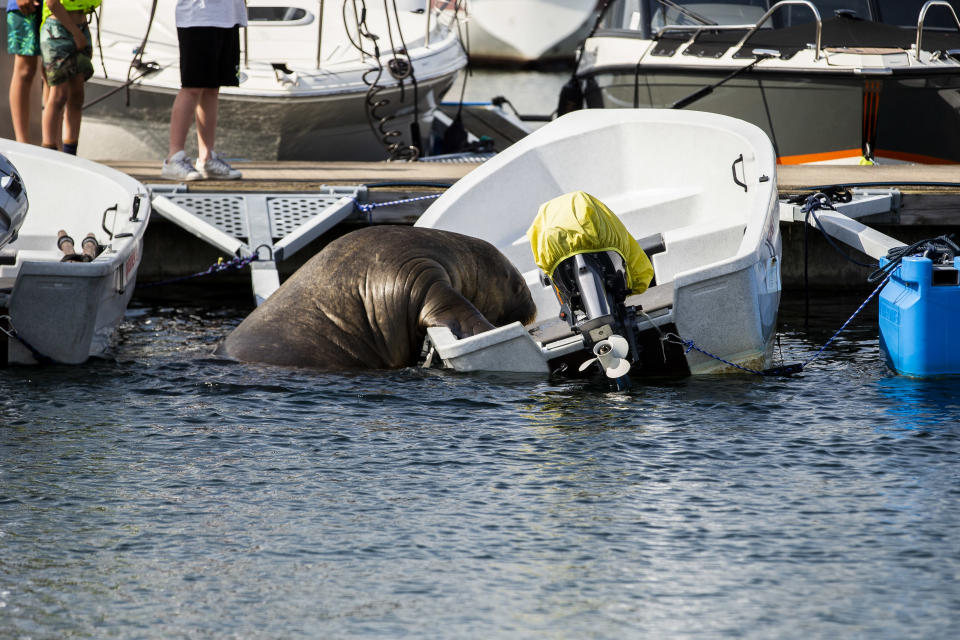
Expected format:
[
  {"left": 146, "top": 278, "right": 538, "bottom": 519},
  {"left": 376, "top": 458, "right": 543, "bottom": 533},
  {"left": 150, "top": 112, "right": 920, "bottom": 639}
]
[
  {"left": 799, "top": 269, "right": 893, "bottom": 368},
  {"left": 664, "top": 270, "right": 893, "bottom": 376},
  {"left": 355, "top": 193, "right": 442, "bottom": 223},
  {"left": 139, "top": 253, "right": 260, "bottom": 289}
]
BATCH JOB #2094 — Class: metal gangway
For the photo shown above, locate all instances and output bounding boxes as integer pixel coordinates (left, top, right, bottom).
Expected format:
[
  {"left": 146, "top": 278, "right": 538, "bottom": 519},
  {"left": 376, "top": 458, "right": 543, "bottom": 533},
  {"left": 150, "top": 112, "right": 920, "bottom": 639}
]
[{"left": 149, "top": 184, "right": 366, "bottom": 305}]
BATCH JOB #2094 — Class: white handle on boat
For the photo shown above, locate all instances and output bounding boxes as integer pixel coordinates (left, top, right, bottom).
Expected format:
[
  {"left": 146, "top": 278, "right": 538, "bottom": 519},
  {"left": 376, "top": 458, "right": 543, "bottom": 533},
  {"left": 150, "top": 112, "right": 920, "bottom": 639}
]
[
  {"left": 734, "top": 0, "right": 822, "bottom": 62},
  {"left": 916, "top": 1, "right": 960, "bottom": 60}
]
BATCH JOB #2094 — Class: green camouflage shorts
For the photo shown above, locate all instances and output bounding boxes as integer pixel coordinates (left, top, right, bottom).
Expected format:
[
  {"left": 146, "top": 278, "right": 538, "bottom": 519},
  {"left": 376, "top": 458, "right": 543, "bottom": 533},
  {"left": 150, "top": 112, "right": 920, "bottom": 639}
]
[
  {"left": 39, "top": 19, "right": 93, "bottom": 86},
  {"left": 6, "top": 10, "right": 41, "bottom": 57}
]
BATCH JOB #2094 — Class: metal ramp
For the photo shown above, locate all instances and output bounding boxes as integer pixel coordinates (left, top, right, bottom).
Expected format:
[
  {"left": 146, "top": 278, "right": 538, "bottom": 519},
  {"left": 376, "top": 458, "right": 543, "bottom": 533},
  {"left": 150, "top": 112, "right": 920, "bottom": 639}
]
[{"left": 149, "top": 184, "right": 366, "bottom": 305}]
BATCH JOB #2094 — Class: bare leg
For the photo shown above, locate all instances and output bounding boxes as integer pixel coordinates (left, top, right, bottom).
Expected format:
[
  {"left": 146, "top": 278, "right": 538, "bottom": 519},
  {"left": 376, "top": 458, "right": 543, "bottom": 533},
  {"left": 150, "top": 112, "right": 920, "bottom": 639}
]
[
  {"left": 8, "top": 55, "right": 39, "bottom": 143},
  {"left": 167, "top": 87, "right": 202, "bottom": 159},
  {"left": 195, "top": 87, "right": 219, "bottom": 164},
  {"left": 61, "top": 74, "right": 85, "bottom": 151},
  {"left": 42, "top": 81, "right": 70, "bottom": 149}
]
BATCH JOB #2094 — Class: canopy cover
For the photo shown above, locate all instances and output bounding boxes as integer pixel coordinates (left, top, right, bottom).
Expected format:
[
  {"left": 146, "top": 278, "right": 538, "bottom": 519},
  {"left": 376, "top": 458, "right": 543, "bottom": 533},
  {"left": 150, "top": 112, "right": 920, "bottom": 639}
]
[{"left": 528, "top": 191, "right": 654, "bottom": 295}]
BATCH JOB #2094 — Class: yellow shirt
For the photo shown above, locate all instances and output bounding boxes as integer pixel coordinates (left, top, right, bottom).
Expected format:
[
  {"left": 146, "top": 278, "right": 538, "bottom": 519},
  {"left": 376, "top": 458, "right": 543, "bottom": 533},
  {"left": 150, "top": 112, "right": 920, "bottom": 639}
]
[{"left": 42, "top": 0, "right": 102, "bottom": 24}]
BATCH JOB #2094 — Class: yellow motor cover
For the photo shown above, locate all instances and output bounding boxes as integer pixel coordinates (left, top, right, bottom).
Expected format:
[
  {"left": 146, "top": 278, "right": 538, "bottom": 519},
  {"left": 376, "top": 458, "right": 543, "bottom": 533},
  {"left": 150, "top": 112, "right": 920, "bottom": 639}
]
[{"left": 528, "top": 191, "right": 654, "bottom": 295}]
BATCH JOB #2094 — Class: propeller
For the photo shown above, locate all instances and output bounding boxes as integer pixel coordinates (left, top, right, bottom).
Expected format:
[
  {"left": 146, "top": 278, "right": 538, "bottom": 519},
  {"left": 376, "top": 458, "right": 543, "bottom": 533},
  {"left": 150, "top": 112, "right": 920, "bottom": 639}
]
[{"left": 578, "top": 334, "right": 631, "bottom": 378}]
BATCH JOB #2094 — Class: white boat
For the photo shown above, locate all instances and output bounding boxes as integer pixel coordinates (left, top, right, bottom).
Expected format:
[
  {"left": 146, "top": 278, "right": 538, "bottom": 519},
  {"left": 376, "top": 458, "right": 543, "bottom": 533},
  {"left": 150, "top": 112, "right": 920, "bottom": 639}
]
[
  {"left": 80, "top": 1, "right": 467, "bottom": 161},
  {"left": 415, "top": 108, "right": 782, "bottom": 378},
  {"left": 464, "top": 0, "right": 600, "bottom": 65},
  {"left": 0, "top": 139, "right": 150, "bottom": 365},
  {"left": 567, "top": 0, "right": 960, "bottom": 164}
]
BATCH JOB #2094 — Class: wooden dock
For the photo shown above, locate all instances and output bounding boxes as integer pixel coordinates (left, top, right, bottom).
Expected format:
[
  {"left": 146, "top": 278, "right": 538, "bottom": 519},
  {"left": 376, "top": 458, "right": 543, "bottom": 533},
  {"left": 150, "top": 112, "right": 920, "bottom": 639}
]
[
  {"left": 106, "top": 159, "right": 477, "bottom": 191},
  {"left": 108, "top": 159, "right": 960, "bottom": 195}
]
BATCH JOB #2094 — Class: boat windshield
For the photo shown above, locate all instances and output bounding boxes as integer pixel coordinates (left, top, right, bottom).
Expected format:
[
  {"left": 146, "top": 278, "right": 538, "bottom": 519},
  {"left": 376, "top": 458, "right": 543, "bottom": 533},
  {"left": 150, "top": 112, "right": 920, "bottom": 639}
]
[
  {"left": 875, "top": 0, "right": 960, "bottom": 28},
  {"left": 600, "top": 0, "right": 960, "bottom": 32}
]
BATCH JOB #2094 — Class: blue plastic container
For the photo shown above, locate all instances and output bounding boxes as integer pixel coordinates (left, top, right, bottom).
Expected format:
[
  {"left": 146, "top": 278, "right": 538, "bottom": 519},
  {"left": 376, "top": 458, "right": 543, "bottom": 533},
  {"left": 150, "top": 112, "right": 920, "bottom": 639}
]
[{"left": 878, "top": 255, "right": 960, "bottom": 377}]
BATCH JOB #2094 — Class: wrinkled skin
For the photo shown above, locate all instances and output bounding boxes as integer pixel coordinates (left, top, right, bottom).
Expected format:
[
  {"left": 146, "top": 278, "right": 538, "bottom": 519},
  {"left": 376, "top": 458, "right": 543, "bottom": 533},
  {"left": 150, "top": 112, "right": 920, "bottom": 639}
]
[{"left": 215, "top": 226, "right": 538, "bottom": 369}]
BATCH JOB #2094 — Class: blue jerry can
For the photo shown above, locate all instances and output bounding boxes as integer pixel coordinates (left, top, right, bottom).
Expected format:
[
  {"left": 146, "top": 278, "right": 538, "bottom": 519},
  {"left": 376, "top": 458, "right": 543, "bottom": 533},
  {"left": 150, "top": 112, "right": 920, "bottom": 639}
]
[{"left": 879, "top": 255, "right": 960, "bottom": 377}]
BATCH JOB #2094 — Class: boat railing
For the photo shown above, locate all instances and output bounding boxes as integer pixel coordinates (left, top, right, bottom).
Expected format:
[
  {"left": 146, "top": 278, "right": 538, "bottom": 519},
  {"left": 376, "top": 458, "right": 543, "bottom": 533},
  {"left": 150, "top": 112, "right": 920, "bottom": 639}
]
[
  {"left": 915, "top": 0, "right": 960, "bottom": 60},
  {"left": 734, "top": 0, "right": 822, "bottom": 61}
]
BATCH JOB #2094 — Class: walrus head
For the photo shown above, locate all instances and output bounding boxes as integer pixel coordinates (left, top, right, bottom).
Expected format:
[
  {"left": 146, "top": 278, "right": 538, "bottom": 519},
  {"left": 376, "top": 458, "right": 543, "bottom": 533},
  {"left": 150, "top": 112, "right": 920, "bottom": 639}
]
[{"left": 418, "top": 228, "right": 537, "bottom": 338}]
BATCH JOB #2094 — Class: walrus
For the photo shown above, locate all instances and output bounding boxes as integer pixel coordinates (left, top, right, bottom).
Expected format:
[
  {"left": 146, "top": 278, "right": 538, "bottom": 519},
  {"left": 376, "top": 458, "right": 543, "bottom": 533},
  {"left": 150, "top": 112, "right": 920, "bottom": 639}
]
[{"left": 214, "top": 226, "right": 538, "bottom": 369}]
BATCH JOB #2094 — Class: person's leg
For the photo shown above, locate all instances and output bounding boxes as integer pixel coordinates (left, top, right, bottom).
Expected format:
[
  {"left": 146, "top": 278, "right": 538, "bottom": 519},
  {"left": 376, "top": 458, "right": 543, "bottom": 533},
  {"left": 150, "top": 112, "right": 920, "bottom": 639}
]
[
  {"left": 8, "top": 54, "right": 38, "bottom": 143},
  {"left": 167, "top": 86, "right": 201, "bottom": 158},
  {"left": 195, "top": 25, "right": 241, "bottom": 179},
  {"left": 61, "top": 73, "right": 85, "bottom": 154},
  {"left": 42, "top": 81, "right": 69, "bottom": 149},
  {"left": 194, "top": 87, "right": 219, "bottom": 165}
]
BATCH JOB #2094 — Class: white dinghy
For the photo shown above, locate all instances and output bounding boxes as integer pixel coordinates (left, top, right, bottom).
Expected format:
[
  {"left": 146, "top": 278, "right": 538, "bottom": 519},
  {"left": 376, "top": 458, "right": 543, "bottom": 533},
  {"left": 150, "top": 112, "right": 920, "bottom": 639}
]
[
  {"left": 416, "top": 109, "right": 782, "bottom": 379},
  {"left": 0, "top": 140, "right": 150, "bottom": 365},
  {"left": 81, "top": 1, "right": 466, "bottom": 161}
]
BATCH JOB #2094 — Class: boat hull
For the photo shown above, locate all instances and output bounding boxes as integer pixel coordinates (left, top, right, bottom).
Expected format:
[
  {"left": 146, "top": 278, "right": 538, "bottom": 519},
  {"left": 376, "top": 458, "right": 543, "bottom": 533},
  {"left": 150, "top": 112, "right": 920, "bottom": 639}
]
[
  {"left": 466, "top": 0, "right": 598, "bottom": 65},
  {"left": 581, "top": 66, "right": 960, "bottom": 164},
  {"left": 80, "top": 73, "right": 459, "bottom": 162}
]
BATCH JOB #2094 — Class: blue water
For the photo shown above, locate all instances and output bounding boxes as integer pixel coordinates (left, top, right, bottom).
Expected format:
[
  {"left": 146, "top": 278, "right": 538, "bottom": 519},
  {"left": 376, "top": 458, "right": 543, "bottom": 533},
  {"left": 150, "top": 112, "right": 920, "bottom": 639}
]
[{"left": 2, "top": 294, "right": 959, "bottom": 639}]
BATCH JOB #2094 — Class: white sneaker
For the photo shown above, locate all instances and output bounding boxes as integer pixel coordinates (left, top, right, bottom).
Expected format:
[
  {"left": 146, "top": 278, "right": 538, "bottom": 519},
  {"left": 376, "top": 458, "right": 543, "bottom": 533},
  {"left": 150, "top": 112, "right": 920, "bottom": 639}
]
[
  {"left": 199, "top": 151, "right": 242, "bottom": 180},
  {"left": 161, "top": 150, "right": 203, "bottom": 181}
]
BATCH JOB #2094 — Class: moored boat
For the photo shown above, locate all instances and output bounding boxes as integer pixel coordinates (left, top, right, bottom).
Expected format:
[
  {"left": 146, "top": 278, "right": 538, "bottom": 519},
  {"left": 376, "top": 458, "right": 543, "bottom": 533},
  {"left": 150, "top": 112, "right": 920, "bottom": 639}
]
[
  {"left": 464, "top": 0, "right": 601, "bottom": 65},
  {"left": 0, "top": 139, "right": 150, "bottom": 364},
  {"left": 565, "top": 0, "right": 960, "bottom": 164},
  {"left": 415, "top": 108, "right": 782, "bottom": 378},
  {"left": 80, "top": 0, "right": 467, "bottom": 161}
]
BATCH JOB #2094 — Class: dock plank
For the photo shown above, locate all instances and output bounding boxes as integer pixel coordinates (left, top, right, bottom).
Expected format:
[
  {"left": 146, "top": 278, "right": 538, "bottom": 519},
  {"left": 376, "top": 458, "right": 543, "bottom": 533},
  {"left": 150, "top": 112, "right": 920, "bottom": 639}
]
[
  {"left": 107, "top": 160, "right": 960, "bottom": 195},
  {"left": 107, "top": 160, "right": 480, "bottom": 191}
]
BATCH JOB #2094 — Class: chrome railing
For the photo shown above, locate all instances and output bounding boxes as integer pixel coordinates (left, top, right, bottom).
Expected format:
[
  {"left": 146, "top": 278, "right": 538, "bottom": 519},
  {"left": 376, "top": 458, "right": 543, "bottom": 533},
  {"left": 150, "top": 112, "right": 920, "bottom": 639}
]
[
  {"left": 915, "top": 0, "right": 960, "bottom": 60},
  {"left": 734, "top": 0, "right": 822, "bottom": 61}
]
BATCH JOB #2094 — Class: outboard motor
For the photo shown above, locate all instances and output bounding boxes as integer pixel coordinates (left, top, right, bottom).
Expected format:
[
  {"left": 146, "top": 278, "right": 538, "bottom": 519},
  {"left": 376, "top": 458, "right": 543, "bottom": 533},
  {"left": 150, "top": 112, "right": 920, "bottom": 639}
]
[
  {"left": 529, "top": 191, "right": 655, "bottom": 387},
  {"left": 0, "top": 153, "right": 28, "bottom": 250},
  {"left": 549, "top": 250, "right": 640, "bottom": 384}
]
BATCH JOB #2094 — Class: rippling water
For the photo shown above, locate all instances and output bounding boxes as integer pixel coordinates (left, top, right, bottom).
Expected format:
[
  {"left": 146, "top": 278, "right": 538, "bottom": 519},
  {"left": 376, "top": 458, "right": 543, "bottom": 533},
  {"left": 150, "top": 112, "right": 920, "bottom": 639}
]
[{"left": 2, "top": 294, "right": 959, "bottom": 639}]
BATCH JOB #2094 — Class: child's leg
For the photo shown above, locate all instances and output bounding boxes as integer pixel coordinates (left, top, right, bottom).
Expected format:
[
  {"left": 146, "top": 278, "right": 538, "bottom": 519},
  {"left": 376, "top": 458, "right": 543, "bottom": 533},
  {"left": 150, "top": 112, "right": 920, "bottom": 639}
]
[
  {"left": 61, "top": 74, "right": 85, "bottom": 154},
  {"left": 8, "top": 54, "right": 39, "bottom": 143},
  {"left": 42, "top": 82, "right": 69, "bottom": 149}
]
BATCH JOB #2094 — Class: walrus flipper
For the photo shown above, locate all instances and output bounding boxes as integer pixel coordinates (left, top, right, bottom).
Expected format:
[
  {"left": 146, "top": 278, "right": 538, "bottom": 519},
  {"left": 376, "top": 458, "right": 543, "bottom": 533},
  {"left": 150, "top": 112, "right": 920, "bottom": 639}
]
[{"left": 419, "top": 281, "right": 496, "bottom": 339}]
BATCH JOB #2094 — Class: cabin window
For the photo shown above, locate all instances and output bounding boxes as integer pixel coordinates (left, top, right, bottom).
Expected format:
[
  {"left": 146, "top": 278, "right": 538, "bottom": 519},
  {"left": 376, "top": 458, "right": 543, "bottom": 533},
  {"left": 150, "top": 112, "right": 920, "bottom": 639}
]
[
  {"left": 652, "top": 1, "right": 768, "bottom": 28},
  {"left": 875, "top": 0, "right": 960, "bottom": 28},
  {"left": 778, "top": 1, "right": 873, "bottom": 25},
  {"left": 248, "top": 7, "right": 310, "bottom": 23}
]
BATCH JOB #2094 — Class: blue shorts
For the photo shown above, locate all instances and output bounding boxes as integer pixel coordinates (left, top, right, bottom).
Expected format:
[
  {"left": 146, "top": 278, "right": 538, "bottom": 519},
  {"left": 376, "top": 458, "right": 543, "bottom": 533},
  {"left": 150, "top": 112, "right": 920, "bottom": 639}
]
[{"left": 6, "top": 9, "right": 41, "bottom": 57}]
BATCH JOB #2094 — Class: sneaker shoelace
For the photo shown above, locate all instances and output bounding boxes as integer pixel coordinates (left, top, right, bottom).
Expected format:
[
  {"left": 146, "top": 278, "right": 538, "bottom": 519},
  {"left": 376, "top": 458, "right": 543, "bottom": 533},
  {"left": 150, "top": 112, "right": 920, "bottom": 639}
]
[{"left": 207, "top": 155, "right": 233, "bottom": 173}]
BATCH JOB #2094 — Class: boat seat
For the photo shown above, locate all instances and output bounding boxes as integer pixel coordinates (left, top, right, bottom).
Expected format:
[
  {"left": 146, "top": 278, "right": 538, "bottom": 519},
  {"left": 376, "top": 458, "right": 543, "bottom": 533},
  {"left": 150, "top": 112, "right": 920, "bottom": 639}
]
[
  {"left": 626, "top": 281, "right": 674, "bottom": 313},
  {"left": 5, "top": 249, "right": 64, "bottom": 264},
  {"left": 528, "top": 316, "right": 577, "bottom": 345},
  {"left": 637, "top": 232, "right": 665, "bottom": 258}
]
